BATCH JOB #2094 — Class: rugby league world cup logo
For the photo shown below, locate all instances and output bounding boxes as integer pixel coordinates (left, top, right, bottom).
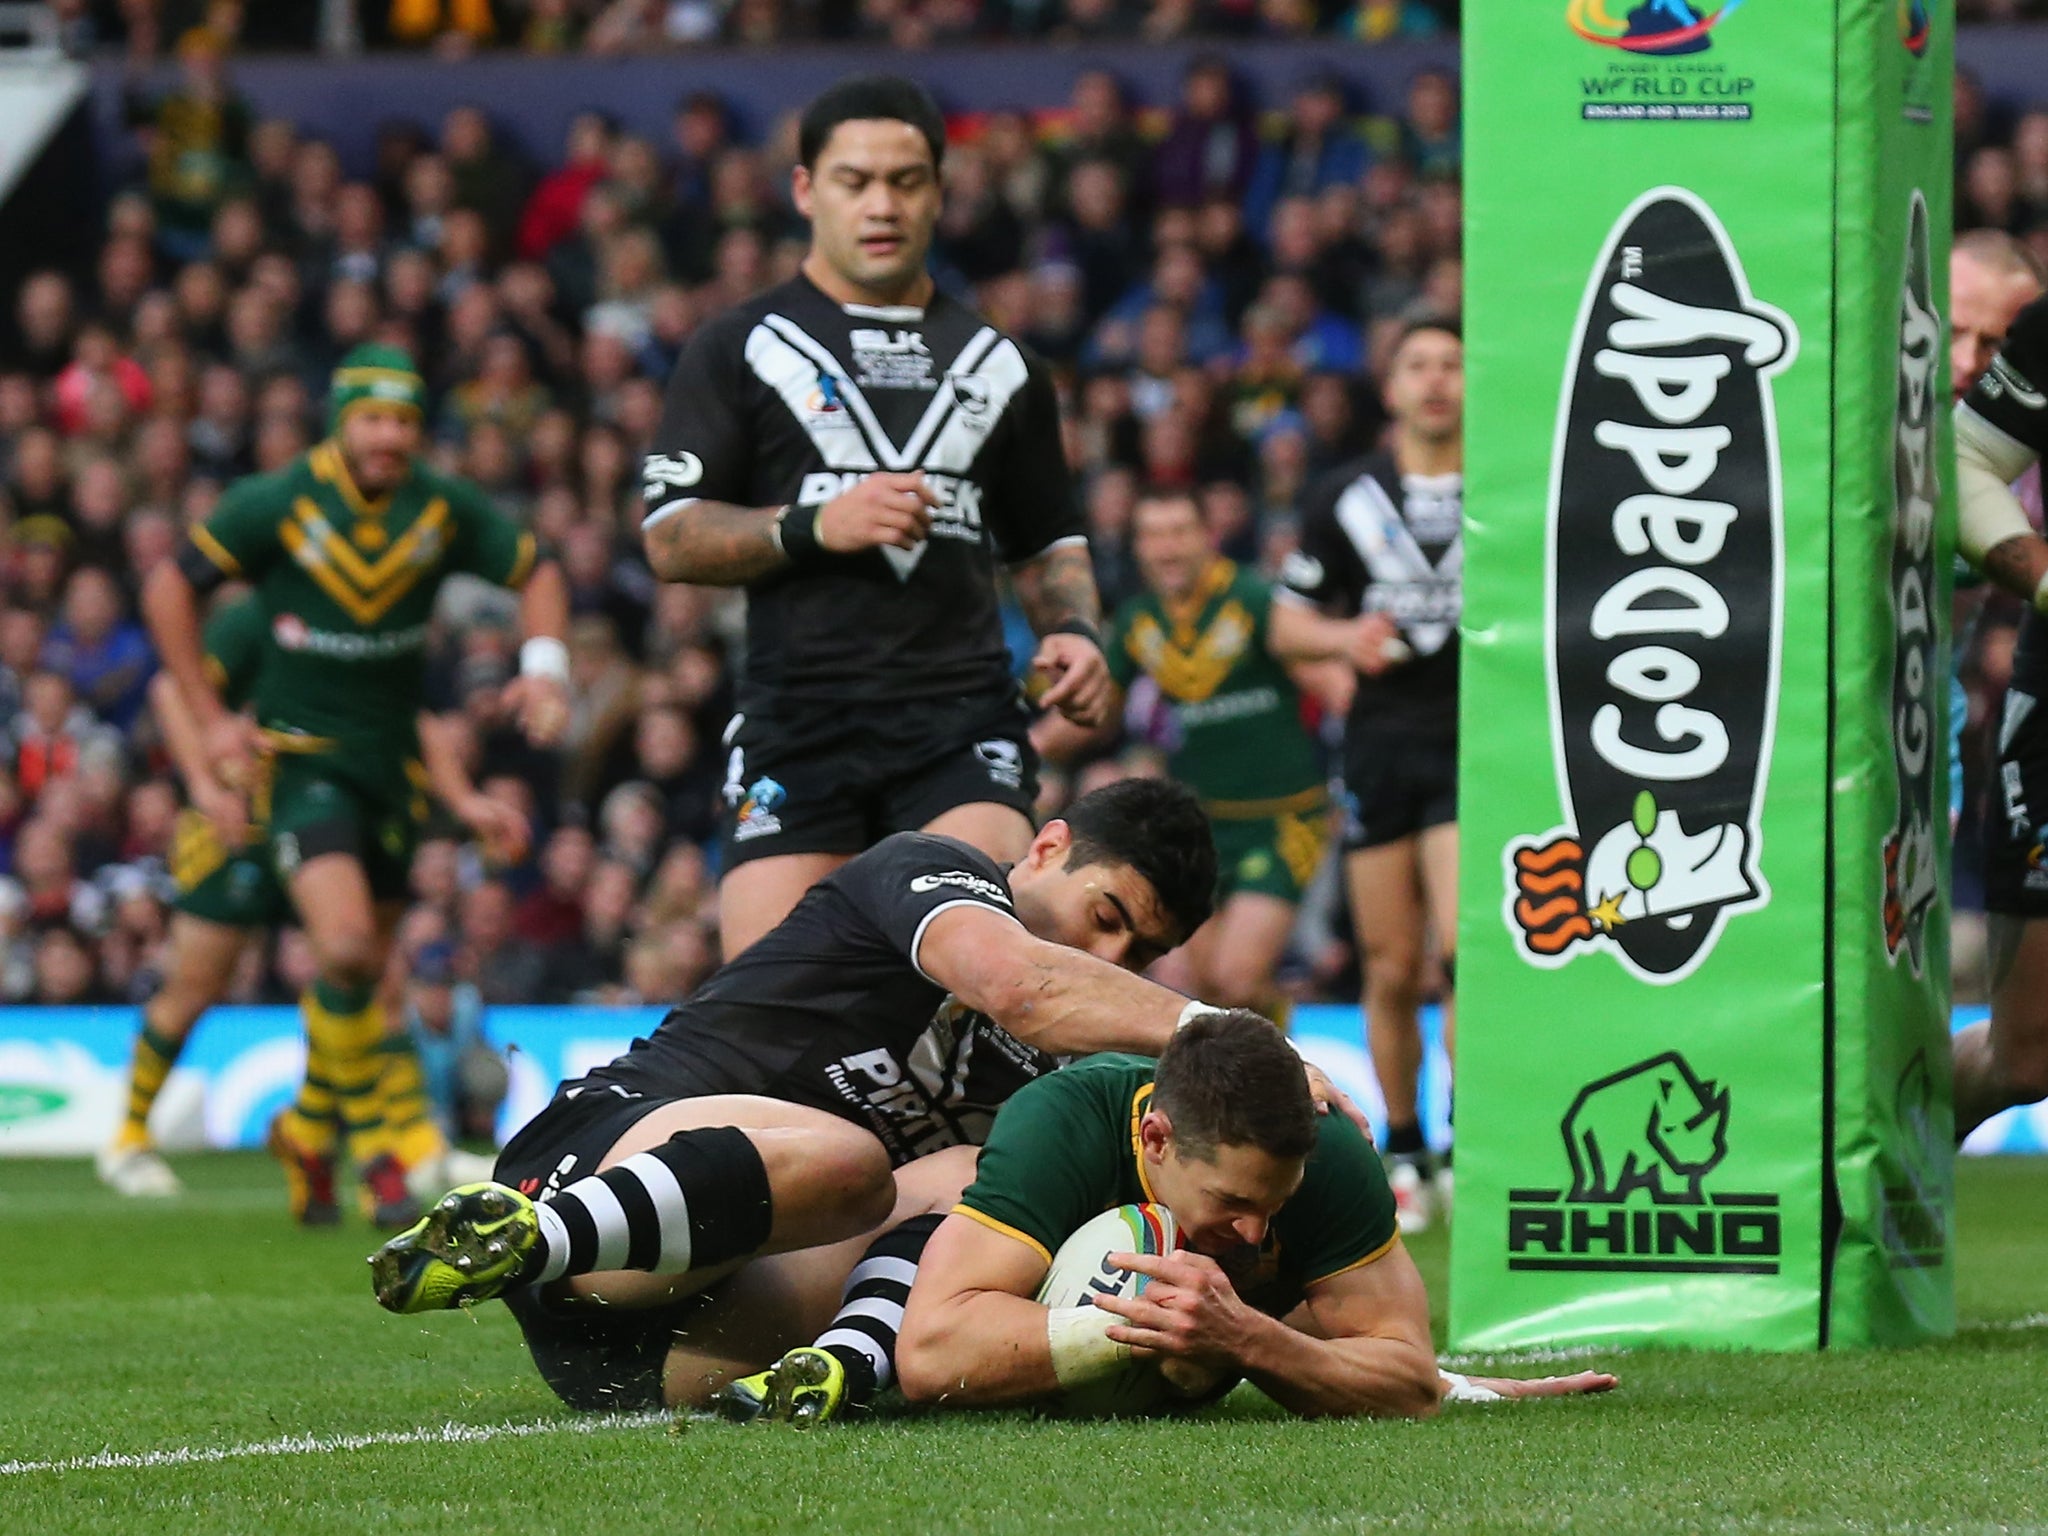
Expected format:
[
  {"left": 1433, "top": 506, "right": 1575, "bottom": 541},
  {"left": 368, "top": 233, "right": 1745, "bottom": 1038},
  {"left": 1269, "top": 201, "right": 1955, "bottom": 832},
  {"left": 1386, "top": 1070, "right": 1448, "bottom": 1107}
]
[{"left": 1506, "top": 188, "right": 1798, "bottom": 983}]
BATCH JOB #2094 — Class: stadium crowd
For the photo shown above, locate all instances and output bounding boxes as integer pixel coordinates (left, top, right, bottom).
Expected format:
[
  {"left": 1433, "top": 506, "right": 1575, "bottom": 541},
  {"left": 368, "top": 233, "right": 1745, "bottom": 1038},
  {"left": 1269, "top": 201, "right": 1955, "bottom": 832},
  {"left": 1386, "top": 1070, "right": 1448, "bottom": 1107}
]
[{"left": 0, "top": 39, "right": 1461, "bottom": 1019}]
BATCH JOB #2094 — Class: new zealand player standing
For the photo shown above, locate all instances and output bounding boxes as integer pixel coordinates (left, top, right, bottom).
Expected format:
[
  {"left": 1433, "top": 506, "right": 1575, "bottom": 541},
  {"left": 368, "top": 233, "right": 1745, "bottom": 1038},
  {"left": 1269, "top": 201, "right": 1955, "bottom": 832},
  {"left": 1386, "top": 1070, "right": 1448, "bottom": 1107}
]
[
  {"left": 636, "top": 77, "right": 1113, "bottom": 956},
  {"left": 1280, "top": 319, "right": 1463, "bottom": 1232}
]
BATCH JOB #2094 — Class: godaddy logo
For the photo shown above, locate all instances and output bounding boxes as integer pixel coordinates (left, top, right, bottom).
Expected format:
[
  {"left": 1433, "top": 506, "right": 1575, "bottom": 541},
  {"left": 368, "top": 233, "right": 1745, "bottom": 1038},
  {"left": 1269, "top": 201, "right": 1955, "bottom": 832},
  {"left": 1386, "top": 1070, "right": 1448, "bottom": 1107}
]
[{"left": 1504, "top": 186, "right": 1795, "bottom": 984}]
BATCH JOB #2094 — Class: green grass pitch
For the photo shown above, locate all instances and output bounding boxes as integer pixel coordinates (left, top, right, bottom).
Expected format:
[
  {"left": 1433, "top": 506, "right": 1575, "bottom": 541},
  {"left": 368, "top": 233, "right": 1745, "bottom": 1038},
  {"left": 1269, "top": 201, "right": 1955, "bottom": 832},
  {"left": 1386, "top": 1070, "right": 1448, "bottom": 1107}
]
[{"left": 5, "top": 1154, "right": 2047, "bottom": 1535}]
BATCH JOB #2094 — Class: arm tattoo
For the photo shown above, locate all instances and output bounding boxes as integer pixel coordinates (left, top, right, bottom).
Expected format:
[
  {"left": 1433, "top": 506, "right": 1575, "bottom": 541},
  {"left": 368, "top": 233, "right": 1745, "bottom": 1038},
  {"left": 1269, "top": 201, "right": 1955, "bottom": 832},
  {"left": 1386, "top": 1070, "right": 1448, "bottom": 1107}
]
[
  {"left": 1010, "top": 543, "right": 1101, "bottom": 633},
  {"left": 641, "top": 500, "right": 790, "bottom": 586},
  {"left": 1983, "top": 533, "right": 2048, "bottom": 605}
]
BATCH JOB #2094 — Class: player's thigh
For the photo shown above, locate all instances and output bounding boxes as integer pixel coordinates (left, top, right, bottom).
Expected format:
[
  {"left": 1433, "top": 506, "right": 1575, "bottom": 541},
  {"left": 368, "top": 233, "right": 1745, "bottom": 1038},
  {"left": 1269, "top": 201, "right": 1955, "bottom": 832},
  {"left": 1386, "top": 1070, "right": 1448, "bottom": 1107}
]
[
  {"left": 920, "top": 800, "right": 1034, "bottom": 861},
  {"left": 1201, "top": 893, "right": 1299, "bottom": 1007},
  {"left": 597, "top": 1093, "right": 897, "bottom": 1245},
  {"left": 150, "top": 913, "right": 253, "bottom": 1035},
  {"left": 1344, "top": 839, "right": 1426, "bottom": 976},
  {"left": 287, "top": 852, "right": 384, "bottom": 977},
  {"left": 717, "top": 852, "right": 852, "bottom": 958},
  {"left": 1988, "top": 915, "right": 2048, "bottom": 1091}
]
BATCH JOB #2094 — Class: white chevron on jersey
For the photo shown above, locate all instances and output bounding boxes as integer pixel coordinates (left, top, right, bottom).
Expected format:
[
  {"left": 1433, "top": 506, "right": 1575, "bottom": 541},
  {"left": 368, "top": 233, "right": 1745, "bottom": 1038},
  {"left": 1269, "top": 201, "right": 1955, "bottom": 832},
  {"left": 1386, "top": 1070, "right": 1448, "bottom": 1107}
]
[
  {"left": 1334, "top": 473, "right": 1463, "bottom": 656},
  {"left": 749, "top": 313, "right": 1033, "bottom": 579}
]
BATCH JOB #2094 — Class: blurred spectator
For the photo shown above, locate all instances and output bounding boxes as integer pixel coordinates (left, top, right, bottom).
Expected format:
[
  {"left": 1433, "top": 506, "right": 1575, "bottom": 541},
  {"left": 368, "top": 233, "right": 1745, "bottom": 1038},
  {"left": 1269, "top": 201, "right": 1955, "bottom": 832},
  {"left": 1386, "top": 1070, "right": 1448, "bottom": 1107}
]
[
  {"left": 1153, "top": 57, "right": 1258, "bottom": 211},
  {"left": 124, "top": 28, "right": 252, "bottom": 262},
  {"left": 458, "top": 878, "right": 548, "bottom": 1003},
  {"left": 41, "top": 568, "right": 154, "bottom": 733},
  {"left": 404, "top": 941, "right": 507, "bottom": 1142}
]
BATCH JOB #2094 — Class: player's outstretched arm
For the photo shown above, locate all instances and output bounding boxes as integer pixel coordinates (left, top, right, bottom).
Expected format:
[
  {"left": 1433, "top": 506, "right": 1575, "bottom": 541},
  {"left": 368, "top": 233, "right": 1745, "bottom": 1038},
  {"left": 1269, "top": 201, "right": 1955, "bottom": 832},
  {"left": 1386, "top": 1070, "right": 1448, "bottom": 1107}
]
[
  {"left": 1957, "top": 403, "right": 2048, "bottom": 604},
  {"left": 417, "top": 714, "right": 530, "bottom": 866},
  {"left": 916, "top": 905, "right": 1186, "bottom": 1057},
  {"left": 501, "top": 557, "right": 571, "bottom": 747},
  {"left": 895, "top": 1214, "right": 1067, "bottom": 1406},
  {"left": 149, "top": 672, "right": 247, "bottom": 847},
  {"left": 141, "top": 560, "right": 256, "bottom": 780},
  {"left": 1098, "top": 1242, "right": 1443, "bottom": 1420}
]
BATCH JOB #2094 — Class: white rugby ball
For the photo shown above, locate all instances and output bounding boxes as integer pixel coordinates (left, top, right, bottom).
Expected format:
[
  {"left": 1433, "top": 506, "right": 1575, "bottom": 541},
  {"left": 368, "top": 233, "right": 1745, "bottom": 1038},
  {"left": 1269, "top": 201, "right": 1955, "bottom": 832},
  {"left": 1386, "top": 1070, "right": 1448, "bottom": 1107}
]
[{"left": 1034, "top": 1203, "right": 1179, "bottom": 1417}]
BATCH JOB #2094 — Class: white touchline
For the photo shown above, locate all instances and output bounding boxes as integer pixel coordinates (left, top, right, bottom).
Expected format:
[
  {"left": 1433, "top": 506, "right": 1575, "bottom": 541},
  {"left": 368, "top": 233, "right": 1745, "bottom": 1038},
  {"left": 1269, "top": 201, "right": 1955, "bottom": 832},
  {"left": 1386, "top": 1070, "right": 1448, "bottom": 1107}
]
[{"left": 0, "top": 1411, "right": 672, "bottom": 1478}]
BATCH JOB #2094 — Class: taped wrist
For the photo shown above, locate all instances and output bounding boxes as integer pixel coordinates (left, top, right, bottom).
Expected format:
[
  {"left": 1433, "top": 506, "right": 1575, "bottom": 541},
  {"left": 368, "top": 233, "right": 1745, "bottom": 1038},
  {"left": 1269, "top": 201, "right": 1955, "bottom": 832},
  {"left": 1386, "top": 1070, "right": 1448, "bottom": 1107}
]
[
  {"left": 1439, "top": 1370, "right": 1504, "bottom": 1404},
  {"left": 774, "top": 503, "right": 827, "bottom": 566},
  {"left": 1046, "top": 1304, "right": 1132, "bottom": 1389}
]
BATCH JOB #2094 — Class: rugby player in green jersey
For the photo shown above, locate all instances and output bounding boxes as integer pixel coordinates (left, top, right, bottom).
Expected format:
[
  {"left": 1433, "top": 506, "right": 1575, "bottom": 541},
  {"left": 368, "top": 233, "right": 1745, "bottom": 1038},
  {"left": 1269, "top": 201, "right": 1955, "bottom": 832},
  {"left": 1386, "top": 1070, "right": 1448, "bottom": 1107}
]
[
  {"left": 98, "top": 595, "right": 527, "bottom": 1216},
  {"left": 732, "top": 1011, "right": 1614, "bottom": 1421},
  {"left": 1039, "top": 488, "right": 1386, "bottom": 1017},
  {"left": 140, "top": 346, "right": 569, "bottom": 1223}
]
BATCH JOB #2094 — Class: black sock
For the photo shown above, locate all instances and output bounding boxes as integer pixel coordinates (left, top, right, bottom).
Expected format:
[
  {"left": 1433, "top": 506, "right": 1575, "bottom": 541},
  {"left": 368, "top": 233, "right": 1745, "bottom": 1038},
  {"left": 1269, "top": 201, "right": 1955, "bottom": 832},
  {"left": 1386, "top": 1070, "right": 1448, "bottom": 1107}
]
[
  {"left": 813, "top": 1213, "right": 942, "bottom": 1408},
  {"left": 523, "top": 1126, "right": 773, "bottom": 1286},
  {"left": 1384, "top": 1120, "right": 1427, "bottom": 1158}
]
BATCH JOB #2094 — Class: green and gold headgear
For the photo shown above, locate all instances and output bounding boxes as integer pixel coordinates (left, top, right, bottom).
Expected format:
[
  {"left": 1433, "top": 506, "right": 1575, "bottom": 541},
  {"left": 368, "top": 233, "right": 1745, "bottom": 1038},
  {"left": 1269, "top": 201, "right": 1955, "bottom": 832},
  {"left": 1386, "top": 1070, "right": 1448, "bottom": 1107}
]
[{"left": 329, "top": 344, "right": 425, "bottom": 430}]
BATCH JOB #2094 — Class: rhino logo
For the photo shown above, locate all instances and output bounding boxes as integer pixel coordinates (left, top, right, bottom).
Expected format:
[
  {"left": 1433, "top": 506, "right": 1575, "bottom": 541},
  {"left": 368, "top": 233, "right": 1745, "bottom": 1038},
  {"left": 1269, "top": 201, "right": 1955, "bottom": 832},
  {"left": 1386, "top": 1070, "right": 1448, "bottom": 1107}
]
[
  {"left": 1561, "top": 1050, "right": 1730, "bottom": 1205},
  {"left": 1505, "top": 186, "right": 1794, "bottom": 984},
  {"left": 1882, "top": 191, "right": 1942, "bottom": 975}
]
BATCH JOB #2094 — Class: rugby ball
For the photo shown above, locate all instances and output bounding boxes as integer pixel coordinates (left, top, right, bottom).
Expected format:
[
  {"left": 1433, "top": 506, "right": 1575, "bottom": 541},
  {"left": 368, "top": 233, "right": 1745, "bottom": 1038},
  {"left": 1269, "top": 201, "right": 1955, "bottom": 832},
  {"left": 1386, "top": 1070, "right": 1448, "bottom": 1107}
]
[{"left": 1034, "top": 1203, "right": 1179, "bottom": 1417}]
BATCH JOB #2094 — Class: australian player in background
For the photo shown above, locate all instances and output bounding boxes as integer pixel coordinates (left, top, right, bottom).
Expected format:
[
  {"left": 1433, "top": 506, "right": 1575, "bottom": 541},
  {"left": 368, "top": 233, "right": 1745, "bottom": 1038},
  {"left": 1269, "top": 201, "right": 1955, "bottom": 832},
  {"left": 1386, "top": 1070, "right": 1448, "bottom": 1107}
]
[
  {"left": 1038, "top": 487, "right": 1387, "bottom": 1019},
  {"left": 635, "top": 75, "right": 1114, "bottom": 958},
  {"left": 140, "top": 346, "right": 568, "bottom": 1225},
  {"left": 97, "top": 594, "right": 523, "bottom": 1214},
  {"left": 1281, "top": 319, "right": 1464, "bottom": 1232}
]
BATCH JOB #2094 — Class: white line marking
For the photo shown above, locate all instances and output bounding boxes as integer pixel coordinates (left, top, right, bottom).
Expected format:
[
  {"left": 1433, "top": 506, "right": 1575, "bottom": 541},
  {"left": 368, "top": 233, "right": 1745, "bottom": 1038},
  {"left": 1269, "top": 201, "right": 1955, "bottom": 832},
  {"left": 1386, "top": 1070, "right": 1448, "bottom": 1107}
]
[{"left": 0, "top": 1411, "right": 671, "bottom": 1477}]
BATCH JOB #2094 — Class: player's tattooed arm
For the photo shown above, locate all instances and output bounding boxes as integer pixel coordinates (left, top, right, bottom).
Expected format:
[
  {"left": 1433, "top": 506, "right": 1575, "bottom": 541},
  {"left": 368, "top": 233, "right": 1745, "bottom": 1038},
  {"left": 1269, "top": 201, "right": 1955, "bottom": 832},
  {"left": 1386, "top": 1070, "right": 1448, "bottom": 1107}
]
[
  {"left": 640, "top": 500, "right": 790, "bottom": 586},
  {"left": 1980, "top": 533, "right": 2048, "bottom": 607},
  {"left": 1009, "top": 541, "right": 1102, "bottom": 633}
]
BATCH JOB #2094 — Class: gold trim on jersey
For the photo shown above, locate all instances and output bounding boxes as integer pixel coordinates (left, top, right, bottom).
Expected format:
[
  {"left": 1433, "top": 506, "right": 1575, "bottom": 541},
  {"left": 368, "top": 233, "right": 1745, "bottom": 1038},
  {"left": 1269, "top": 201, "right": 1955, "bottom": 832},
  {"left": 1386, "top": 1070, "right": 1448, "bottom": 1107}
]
[
  {"left": 1305, "top": 1230, "right": 1400, "bottom": 1287},
  {"left": 259, "top": 727, "right": 340, "bottom": 755},
  {"left": 1128, "top": 1084, "right": 1158, "bottom": 1204},
  {"left": 951, "top": 1203, "right": 1054, "bottom": 1266},
  {"left": 281, "top": 495, "right": 448, "bottom": 625},
  {"left": 504, "top": 531, "right": 538, "bottom": 592},
  {"left": 1126, "top": 560, "right": 1255, "bottom": 705},
  {"left": 1275, "top": 807, "right": 1332, "bottom": 889},
  {"left": 309, "top": 439, "right": 396, "bottom": 520},
  {"left": 190, "top": 524, "right": 242, "bottom": 576},
  {"left": 1202, "top": 786, "right": 1330, "bottom": 821}
]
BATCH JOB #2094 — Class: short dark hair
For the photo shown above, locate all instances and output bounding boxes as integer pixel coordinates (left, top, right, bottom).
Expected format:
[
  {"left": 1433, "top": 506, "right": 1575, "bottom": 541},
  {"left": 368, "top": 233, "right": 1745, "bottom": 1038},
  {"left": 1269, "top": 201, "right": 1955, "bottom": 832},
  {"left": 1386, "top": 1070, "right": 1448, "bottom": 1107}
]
[
  {"left": 799, "top": 75, "right": 946, "bottom": 172},
  {"left": 1060, "top": 777, "right": 1216, "bottom": 942},
  {"left": 1394, "top": 314, "right": 1461, "bottom": 353},
  {"left": 1152, "top": 1009, "right": 1317, "bottom": 1162}
]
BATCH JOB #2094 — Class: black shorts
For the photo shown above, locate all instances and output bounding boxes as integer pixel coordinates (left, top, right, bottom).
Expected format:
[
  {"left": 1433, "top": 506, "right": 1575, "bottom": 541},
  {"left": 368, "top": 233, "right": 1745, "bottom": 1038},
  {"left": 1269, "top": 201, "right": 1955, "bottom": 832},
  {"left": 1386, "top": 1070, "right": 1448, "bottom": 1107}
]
[
  {"left": 1339, "top": 725, "right": 1457, "bottom": 852},
  {"left": 717, "top": 691, "right": 1038, "bottom": 869},
  {"left": 1984, "top": 681, "right": 2048, "bottom": 916},
  {"left": 493, "top": 1081, "right": 714, "bottom": 1413}
]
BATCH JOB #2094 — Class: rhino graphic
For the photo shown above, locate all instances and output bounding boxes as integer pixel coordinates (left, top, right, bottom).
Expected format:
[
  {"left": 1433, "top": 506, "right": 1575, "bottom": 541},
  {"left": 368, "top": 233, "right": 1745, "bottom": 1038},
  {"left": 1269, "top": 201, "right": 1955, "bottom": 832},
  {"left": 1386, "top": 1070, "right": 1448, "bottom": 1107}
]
[{"left": 1562, "top": 1051, "right": 1730, "bottom": 1205}]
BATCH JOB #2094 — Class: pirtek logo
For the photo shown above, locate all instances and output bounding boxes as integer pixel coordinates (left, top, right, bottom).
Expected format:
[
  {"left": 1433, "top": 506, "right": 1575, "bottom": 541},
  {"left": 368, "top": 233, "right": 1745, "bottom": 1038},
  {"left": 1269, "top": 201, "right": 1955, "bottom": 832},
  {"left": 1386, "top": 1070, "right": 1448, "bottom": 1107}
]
[
  {"left": 1504, "top": 186, "right": 1795, "bottom": 984},
  {"left": 1883, "top": 191, "right": 1941, "bottom": 974},
  {"left": 1507, "top": 1052, "right": 1781, "bottom": 1275}
]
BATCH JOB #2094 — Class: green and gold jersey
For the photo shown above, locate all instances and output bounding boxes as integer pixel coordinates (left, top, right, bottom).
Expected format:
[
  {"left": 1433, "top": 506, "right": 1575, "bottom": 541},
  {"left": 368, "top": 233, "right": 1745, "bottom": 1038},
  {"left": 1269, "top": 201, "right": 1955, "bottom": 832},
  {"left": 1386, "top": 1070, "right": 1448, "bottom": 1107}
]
[
  {"left": 201, "top": 595, "right": 267, "bottom": 709},
  {"left": 956, "top": 1054, "right": 1399, "bottom": 1319},
  {"left": 190, "top": 440, "right": 534, "bottom": 782},
  {"left": 1105, "top": 560, "right": 1325, "bottom": 817}
]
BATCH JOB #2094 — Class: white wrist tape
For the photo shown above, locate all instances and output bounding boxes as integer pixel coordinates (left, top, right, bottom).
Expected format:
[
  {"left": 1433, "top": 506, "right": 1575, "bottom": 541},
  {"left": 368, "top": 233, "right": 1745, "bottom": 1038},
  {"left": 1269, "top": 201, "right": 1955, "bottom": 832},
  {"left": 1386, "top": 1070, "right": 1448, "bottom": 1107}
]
[
  {"left": 1047, "top": 1305, "right": 1131, "bottom": 1389},
  {"left": 519, "top": 636, "right": 569, "bottom": 683},
  {"left": 1177, "top": 999, "right": 1227, "bottom": 1032},
  {"left": 1439, "top": 1370, "right": 1504, "bottom": 1404}
]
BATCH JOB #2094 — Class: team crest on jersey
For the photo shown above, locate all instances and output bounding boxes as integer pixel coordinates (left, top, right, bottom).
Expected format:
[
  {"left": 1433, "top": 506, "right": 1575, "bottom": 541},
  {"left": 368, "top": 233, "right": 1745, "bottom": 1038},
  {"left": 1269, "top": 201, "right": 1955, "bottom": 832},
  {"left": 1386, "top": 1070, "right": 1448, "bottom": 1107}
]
[
  {"left": 1503, "top": 187, "right": 1794, "bottom": 984},
  {"left": 732, "top": 777, "right": 786, "bottom": 842},
  {"left": 850, "top": 329, "right": 935, "bottom": 391}
]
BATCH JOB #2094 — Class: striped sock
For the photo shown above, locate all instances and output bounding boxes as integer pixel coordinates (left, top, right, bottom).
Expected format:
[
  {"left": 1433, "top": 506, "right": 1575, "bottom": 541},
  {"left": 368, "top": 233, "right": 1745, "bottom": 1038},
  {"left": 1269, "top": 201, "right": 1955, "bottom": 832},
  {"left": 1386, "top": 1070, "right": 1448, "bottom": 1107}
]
[
  {"left": 523, "top": 1126, "right": 772, "bottom": 1286},
  {"left": 814, "top": 1214, "right": 942, "bottom": 1407},
  {"left": 301, "top": 981, "right": 387, "bottom": 1167},
  {"left": 375, "top": 1036, "right": 447, "bottom": 1172},
  {"left": 118, "top": 1021, "right": 186, "bottom": 1148}
]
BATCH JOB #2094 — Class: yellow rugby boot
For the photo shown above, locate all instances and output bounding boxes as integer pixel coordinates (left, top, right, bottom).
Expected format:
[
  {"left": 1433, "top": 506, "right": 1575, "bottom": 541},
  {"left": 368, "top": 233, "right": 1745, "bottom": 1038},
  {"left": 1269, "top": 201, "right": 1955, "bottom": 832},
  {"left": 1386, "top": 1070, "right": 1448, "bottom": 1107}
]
[{"left": 368, "top": 1182, "right": 539, "bottom": 1313}]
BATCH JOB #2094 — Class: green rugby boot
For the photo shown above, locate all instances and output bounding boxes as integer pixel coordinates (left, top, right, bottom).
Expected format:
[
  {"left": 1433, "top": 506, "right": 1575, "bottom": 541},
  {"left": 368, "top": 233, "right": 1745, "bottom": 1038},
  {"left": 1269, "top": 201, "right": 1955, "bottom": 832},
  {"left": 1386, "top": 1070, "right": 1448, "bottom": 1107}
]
[
  {"left": 368, "top": 1182, "right": 539, "bottom": 1313},
  {"left": 711, "top": 1347, "right": 851, "bottom": 1426}
]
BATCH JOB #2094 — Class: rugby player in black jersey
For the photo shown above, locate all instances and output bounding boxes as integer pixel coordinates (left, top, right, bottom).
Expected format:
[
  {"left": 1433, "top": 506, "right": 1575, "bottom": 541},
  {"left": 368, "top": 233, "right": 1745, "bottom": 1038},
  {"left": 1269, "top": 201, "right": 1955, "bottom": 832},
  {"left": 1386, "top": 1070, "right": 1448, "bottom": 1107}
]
[
  {"left": 1951, "top": 295, "right": 2048, "bottom": 1137},
  {"left": 1280, "top": 318, "right": 1463, "bottom": 1231},
  {"left": 634, "top": 76, "right": 1113, "bottom": 957},
  {"left": 369, "top": 781, "right": 1359, "bottom": 1412}
]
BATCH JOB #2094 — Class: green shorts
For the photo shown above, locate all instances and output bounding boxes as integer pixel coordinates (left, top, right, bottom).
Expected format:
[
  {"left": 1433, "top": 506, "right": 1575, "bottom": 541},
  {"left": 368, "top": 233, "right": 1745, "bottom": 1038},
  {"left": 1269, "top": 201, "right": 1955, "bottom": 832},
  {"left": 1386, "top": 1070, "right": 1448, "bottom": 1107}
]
[
  {"left": 170, "top": 809, "right": 290, "bottom": 929},
  {"left": 1210, "top": 799, "right": 1332, "bottom": 905},
  {"left": 260, "top": 751, "right": 428, "bottom": 905}
]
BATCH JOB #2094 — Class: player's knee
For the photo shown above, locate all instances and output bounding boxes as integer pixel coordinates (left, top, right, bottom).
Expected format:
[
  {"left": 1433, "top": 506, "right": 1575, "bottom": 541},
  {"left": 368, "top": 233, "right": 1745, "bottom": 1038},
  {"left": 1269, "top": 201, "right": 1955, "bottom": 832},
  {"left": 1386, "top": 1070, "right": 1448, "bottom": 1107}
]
[
  {"left": 1999, "top": 1037, "right": 2048, "bottom": 1108},
  {"left": 1204, "top": 961, "right": 1267, "bottom": 1011},
  {"left": 315, "top": 927, "right": 384, "bottom": 991},
  {"left": 1365, "top": 958, "right": 1424, "bottom": 1015},
  {"left": 796, "top": 1126, "right": 895, "bottom": 1234}
]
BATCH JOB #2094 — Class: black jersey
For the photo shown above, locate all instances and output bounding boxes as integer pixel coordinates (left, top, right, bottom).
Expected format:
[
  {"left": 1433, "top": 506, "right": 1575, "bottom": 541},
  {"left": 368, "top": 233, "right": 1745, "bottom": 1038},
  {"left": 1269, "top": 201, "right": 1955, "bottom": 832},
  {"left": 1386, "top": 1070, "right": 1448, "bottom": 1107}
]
[
  {"left": 1281, "top": 450, "right": 1462, "bottom": 738},
  {"left": 583, "top": 832, "right": 1060, "bottom": 1165},
  {"left": 644, "top": 274, "right": 1085, "bottom": 712},
  {"left": 1962, "top": 294, "right": 2048, "bottom": 691}
]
